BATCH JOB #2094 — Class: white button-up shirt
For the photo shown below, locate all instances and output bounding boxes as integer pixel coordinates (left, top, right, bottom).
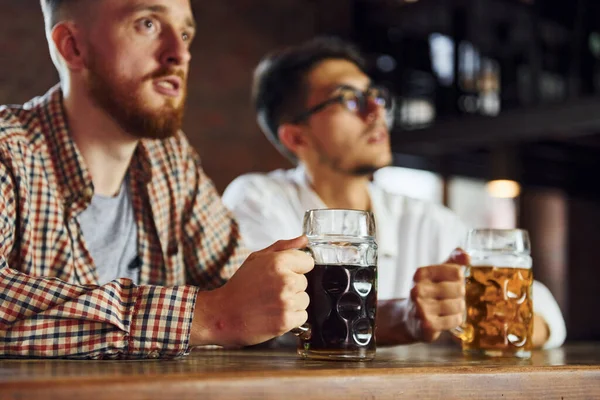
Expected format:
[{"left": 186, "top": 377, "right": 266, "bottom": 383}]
[{"left": 223, "top": 166, "right": 566, "bottom": 349}]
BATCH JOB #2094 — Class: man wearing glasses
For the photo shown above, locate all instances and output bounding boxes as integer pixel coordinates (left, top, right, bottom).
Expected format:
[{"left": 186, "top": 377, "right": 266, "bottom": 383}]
[{"left": 223, "top": 37, "right": 566, "bottom": 348}]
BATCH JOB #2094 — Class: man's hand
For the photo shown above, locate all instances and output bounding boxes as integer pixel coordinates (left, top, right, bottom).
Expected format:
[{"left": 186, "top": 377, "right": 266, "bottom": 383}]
[
  {"left": 377, "top": 248, "right": 553, "bottom": 348},
  {"left": 190, "top": 236, "right": 314, "bottom": 348},
  {"left": 405, "top": 249, "right": 469, "bottom": 342}
]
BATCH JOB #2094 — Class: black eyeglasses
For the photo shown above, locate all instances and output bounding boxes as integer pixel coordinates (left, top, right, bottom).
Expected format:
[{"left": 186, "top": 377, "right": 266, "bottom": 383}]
[{"left": 291, "top": 85, "right": 393, "bottom": 124}]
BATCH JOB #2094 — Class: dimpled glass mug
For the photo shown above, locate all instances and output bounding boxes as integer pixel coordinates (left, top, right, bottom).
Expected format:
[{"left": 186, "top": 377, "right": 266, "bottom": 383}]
[
  {"left": 452, "top": 229, "right": 534, "bottom": 359},
  {"left": 293, "top": 209, "right": 378, "bottom": 361}
]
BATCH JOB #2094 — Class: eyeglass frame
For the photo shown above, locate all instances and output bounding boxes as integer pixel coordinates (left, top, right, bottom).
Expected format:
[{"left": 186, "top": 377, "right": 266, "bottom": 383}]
[{"left": 289, "top": 84, "right": 394, "bottom": 124}]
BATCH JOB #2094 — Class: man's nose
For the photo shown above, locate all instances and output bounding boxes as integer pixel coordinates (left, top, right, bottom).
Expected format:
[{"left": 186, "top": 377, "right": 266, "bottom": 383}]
[
  {"left": 160, "top": 28, "right": 192, "bottom": 66},
  {"left": 362, "top": 95, "right": 387, "bottom": 123}
]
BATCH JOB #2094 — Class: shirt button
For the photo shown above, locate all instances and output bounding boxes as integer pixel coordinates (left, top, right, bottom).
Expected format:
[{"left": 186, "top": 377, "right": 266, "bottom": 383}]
[{"left": 148, "top": 350, "right": 160, "bottom": 359}]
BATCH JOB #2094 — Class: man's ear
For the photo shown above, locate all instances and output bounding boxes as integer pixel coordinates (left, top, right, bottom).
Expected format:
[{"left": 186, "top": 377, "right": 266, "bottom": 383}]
[
  {"left": 50, "top": 23, "right": 87, "bottom": 71},
  {"left": 278, "top": 123, "right": 308, "bottom": 156}
]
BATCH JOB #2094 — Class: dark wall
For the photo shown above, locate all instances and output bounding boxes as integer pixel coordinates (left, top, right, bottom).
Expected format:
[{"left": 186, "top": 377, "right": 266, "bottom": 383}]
[
  {"left": 520, "top": 188, "right": 568, "bottom": 318},
  {"left": 0, "top": 0, "right": 320, "bottom": 192},
  {"left": 567, "top": 196, "right": 600, "bottom": 340}
]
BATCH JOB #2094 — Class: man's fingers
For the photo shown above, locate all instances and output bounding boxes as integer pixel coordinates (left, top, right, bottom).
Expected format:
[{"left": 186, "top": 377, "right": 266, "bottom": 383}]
[
  {"left": 284, "top": 272, "right": 308, "bottom": 293},
  {"left": 413, "top": 297, "right": 464, "bottom": 318},
  {"left": 291, "top": 291, "right": 310, "bottom": 311},
  {"left": 278, "top": 250, "right": 314, "bottom": 274},
  {"left": 263, "top": 235, "right": 309, "bottom": 253},
  {"left": 295, "top": 274, "right": 308, "bottom": 293},
  {"left": 414, "top": 264, "right": 463, "bottom": 283},
  {"left": 433, "top": 298, "right": 465, "bottom": 317},
  {"left": 445, "top": 247, "right": 470, "bottom": 266},
  {"left": 286, "top": 310, "right": 308, "bottom": 332},
  {"left": 420, "top": 313, "right": 463, "bottom": 335},
  {"left": 411, "top": 281, "right": 464, "bottom": 301},
  {"left": 431, "top": 314, "right": 464, "bottom": 331}
]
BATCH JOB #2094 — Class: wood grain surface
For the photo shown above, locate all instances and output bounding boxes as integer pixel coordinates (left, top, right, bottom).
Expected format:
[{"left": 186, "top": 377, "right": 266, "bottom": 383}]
[{"left": 0, "top": 343, "right": 598, "bottom": 400}]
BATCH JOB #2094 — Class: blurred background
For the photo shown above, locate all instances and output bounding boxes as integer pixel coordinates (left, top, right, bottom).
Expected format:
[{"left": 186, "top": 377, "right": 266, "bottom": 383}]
[{"left": 1, "top": 0, "right": 599, "bottom": 342}]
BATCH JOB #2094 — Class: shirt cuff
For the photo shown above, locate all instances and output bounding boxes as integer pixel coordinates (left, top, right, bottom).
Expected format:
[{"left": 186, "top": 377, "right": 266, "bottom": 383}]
[{"left": 128, "top": 284, "right": 199, "bottom": 359}]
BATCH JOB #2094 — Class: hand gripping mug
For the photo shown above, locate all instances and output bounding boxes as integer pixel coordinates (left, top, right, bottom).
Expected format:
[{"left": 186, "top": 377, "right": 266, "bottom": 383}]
[{"left": 293, "top": 209, "right": 378, "bottom": 361}]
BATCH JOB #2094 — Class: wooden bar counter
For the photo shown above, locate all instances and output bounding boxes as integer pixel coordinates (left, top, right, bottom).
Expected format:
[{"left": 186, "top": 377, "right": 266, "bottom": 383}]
[{"left": 0, "top": 344, "right": 599, "bottom": 399}]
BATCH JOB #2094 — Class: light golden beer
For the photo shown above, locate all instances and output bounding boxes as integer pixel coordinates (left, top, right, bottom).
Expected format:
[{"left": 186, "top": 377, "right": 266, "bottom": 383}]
[{"left": 463, "top": 266, "right": 533, "bottom": 356}]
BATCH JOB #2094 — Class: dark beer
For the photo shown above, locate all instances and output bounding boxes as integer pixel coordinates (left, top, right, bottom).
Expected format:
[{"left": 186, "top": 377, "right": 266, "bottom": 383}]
[
  {"left": 463, "top": 266, "right": 533, "bottom": 356},
  {"left": 299, "top": 264, "right": 377, "bottom": 360}
]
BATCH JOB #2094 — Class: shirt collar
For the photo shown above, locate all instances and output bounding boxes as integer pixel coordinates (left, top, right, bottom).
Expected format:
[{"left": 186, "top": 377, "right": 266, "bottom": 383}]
[
  {"left": 291, "top": 164, "right": 327, "bottom": 209},
  {"left": 39, "top": 85, "right": 94, "bottom": 208},
  {"left": 38, "top": 85, "right": 154, "bottom": 209},
  {"left": 130, "top": 140, "right": 154, "bottom": 185}
]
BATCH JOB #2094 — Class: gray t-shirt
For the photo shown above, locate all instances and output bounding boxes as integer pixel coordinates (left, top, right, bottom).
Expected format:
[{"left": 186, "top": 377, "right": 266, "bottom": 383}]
[{"left": 78, "top": 180, "right": 139, "bottom": 285}]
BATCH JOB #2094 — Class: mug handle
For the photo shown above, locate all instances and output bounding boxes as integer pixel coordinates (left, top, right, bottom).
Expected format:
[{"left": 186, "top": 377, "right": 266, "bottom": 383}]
[
  {"left": 290, "top": 324, "right": 311, "bottom": 338},
  {"left": 450, "top": 323, "right": 473, "bottom": 342},
  {"left": 449, "top": 265, "right": 474, "bottom": 343},
  {"left": 290, "top": 247, "right": 314, "bottom": 339}
]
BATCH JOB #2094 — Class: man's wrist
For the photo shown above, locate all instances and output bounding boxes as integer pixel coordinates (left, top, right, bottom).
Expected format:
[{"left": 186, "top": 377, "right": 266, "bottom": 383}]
[
  {"left": 189, "top": 289, "right": 226, "bottom": 347},
  {"left": 376, "top": 298, "right": 419, "bottom": 345}
]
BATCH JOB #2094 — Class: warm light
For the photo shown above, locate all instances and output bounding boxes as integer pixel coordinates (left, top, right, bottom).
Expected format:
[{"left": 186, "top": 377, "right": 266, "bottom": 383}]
[
  {"left": 486, "top": 180, "right": 521, "bottom": 199},
  {"left": 399, "top": 99, "right": 436, "bottom": 128}
]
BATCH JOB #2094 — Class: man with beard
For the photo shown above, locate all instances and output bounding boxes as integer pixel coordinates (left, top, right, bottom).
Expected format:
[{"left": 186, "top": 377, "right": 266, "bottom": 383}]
[
  {"left": 222, "top": 37, "right": 566, "bottom": 348},
  {"left": 0, "top": 0, "right": 314, "bottom": 359}
]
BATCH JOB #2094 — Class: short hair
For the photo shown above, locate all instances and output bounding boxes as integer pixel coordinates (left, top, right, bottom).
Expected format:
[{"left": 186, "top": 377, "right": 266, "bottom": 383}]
[
  {"left": 252, "top": 36, "right": 367, "bottom": 162},
  {"left": 40, "top": 0, "right": 79, "bottom": 30}
]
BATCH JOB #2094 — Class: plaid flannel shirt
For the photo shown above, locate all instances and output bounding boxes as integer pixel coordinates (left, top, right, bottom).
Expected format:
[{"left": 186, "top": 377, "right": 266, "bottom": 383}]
[{"left": 0, "top": 86, "right": 249, "bottom": 359}]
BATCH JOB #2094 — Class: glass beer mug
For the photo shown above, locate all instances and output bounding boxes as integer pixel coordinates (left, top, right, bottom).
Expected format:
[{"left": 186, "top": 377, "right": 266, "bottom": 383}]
[
  {"left": 294, "top": 209, "right": 378, "bottom": 361},
  {"left": 452, "top": 229, "right": 534, "bottom": 358}
]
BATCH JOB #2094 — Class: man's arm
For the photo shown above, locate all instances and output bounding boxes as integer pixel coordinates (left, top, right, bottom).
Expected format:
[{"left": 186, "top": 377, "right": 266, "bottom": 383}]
[
  {"left": 376, "top": 250, "right": 562, "bottom": 348},
  {"left": 189, "top": 236, "right": 313, "bottom": 348},
  {"left": 375, "top": 298, "right": 418, "bottom": 345},
  {"left": 0, "top": 265, "right": 199, "bottom": 359},
  {"left": 376, "top": 258, "right": 466, "bottom": 346},
  {"left": 433, "top": 212, "right": 565, "bottom": 348},
  {"left": 0, "top": 157, "right": 200, "bottom": 359},
  {"left": 376, "top": 299, "right": 551, "bottom": 347},
  {"left": 177, "top": 145, "right": 316, "bottom": 348}
]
